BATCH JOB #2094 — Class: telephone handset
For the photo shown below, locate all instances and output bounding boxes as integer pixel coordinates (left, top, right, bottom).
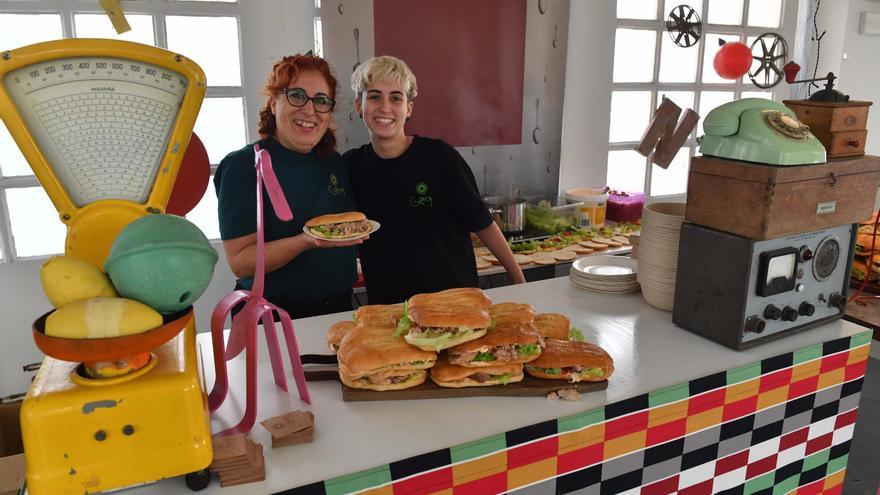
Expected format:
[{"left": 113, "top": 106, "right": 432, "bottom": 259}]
[{"left": 699, "top": 98, "right": 826, "bottom": 165}]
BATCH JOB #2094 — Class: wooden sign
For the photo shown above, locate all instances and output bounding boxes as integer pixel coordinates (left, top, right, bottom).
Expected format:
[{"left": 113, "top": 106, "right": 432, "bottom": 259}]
[{"left": 636, "top": 97, "right": 700, "bottom": 169}]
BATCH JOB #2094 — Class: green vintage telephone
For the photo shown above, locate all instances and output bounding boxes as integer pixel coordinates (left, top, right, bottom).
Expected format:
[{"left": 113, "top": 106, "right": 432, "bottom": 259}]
[{"left": 698, "top": 98, "right": 826, "bottom": 165}]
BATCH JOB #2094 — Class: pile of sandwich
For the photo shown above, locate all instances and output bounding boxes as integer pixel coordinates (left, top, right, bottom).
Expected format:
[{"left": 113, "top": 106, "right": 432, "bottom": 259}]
[
  {"left": 852, "top": 211, "right": 880, "bottom": 287},
  {"left": 325, "top": 287, "right": 614, "bottom": 391}
]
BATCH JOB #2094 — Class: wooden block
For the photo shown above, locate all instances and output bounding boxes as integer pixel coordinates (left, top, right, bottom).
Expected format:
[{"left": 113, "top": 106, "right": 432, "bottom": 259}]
[
  {"left": 652, "top": 108, "right": 699, "bottom": 168},
  {"left": 636, "top": 97, "right": 700, "bottom": 169},
  {"left": 209, "top": 433, "right": 248, "bottom": 468},
  {"left": 216, "top": 442, "right": 265, "bottom": 486},
  {"left": 260, "top": 410, "right": 315, "bottom": 439},
  {"left": 219, "top": 445, "right": 265, "bottom": 487},
  {"left": 636, "top": 97, "right": 681, "bottom": 156},
  {"left": 271, "top": 426, "right": 315, "bottom": 448}
]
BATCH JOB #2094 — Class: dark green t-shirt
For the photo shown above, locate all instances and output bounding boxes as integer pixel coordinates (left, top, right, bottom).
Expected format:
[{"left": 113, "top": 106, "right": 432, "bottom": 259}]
[{"left": 214, "top": 138, "right": 357, "bottom": 306}]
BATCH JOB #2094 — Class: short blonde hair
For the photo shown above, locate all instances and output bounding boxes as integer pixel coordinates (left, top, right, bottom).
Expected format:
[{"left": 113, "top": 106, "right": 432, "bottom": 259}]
[{"left": 351, "top": 55, "right": 418, "bottom": 101}]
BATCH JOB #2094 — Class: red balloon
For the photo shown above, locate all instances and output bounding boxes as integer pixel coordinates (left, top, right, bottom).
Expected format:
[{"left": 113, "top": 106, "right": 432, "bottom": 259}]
[
  {"left": 713, "top": 41, "right": 752, "bottom": 80},
  {"left": 166, "top": 132, "right": 210, "bottom": 216}
]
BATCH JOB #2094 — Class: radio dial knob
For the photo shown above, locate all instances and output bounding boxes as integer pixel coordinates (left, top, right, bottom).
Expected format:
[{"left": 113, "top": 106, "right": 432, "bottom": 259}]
[
  {"left": 763, "top": 305, "right": 782, "bottom": 320},
  {"left": 744, "top": 316, "right": 766, "bottom": 334},
  {"left": 782, "top": 307, "right": 799, "bottom": 322},
  {"left": 828, "top": 292, "right": 846, "bottom": 310},
  {"left": 800, "top": 246, "right": 814, "bottom": 262},
  {"left": 798, "top": 302, "right": 815, "bottom": 317}
]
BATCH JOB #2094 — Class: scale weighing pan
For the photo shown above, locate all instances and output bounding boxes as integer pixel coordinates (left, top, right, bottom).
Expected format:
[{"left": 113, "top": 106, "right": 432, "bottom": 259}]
[
  {"left": 0, "top": 39, "right": 206, "bottom": 268},
  {"left": 32, "top": 308, "right": 192, "bottom": 363}
]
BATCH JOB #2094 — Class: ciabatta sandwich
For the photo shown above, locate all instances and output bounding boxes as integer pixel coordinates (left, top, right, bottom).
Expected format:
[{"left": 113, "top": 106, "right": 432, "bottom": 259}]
[
  {"left": 355, "top": 303, "right": 404, "bottom": 328},
  {"left": 325, "top": 320, "right": 357, "bottom": 353},
  {"left": 402, "top": 305, "right": 492, "bottom": 351},
  {"left": 524, "top": 339, "right": 613, "bottom": 382},
  {"left": 337, "top": 325, "right": 436, "bottom": 391},
  {"left": 490, "top": 302, "right": 535, "bottom": 326},
  {"left": 397, "top": 287, "right": 493, "bottom": 352},
  {"left": 305, "top": 211, "right": 371, "bottom": 239},
  {"left": 447, "top": 322, "right": 543, "bottom": 367},
  {"left": 430, "top": 359, "right": 523, "bottom": 388},
  {"left": 533, "top": 313, "right": 571, "bottom": 340},
  {"left": 407, "top": 287, "right": 492, "bottom": 310}
]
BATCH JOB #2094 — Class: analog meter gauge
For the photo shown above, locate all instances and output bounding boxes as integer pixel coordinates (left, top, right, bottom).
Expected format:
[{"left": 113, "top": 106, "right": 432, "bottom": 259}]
[{"left": 0, "top": 39, "right": 206, "bottom": 267}]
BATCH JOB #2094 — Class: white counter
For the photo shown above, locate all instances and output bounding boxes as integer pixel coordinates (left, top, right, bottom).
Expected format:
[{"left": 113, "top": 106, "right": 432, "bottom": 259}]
[{"left": 128, "top": 277, "right": 868, "bottom": 495}]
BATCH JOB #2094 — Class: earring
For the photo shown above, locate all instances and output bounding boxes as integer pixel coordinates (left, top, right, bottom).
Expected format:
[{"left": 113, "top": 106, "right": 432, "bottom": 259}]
[
  {"left": 359, "top": 113, "right": 363, "bottom": 119},
  {"left": 406, "top": 116, "right": 411, "bottom": 122}
]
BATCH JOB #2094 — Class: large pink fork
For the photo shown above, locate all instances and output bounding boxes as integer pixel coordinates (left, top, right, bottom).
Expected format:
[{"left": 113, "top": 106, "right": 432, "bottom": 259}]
[{"left": 207, "top": 144, "right": 311, "bottom": 437}]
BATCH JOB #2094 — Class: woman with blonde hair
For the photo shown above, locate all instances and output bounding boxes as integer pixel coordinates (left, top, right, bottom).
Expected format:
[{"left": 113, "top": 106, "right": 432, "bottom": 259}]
[
  {"left": 215, "top": 53, "right": 364, "bottom": 318},
  {"left": 345, "top": 55, "right": 524, "bottom": 304}
]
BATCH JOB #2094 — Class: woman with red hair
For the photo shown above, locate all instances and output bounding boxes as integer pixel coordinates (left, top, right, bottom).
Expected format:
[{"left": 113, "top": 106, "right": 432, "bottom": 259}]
[{"left": 214, "top": 53, "right": 363, "bottom": 318}]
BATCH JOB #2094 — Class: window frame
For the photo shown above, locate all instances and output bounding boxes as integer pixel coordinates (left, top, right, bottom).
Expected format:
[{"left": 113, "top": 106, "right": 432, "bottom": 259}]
[
  {"left": 0, "top": 0, "right": 275, "bottom": 263},
  {"left": 609, "top": 0, "right": 796, "bottom": 199}
]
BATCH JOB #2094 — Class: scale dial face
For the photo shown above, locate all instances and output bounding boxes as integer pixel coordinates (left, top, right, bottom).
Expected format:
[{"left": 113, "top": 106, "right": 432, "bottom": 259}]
[
  {"left": 2, "top": 56, "right": 188, "bottom": 207},
  {"left": 812, "top": 235, "right": 840, "bottom": 281}
]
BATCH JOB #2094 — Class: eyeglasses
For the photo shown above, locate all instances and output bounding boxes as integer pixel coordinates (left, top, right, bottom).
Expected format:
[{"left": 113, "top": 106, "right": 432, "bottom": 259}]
[{"left": 281, "top": 87, "right": 335, "bottom": 113}]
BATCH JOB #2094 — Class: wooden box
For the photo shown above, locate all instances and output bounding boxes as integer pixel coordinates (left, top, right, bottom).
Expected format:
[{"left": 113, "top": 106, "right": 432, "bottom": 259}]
[
  {"left": 685, "top": 155, "right": 880, "bottom": 240},
  {"left": 783, "top": 100, "right": 872, "bottom": 157}
]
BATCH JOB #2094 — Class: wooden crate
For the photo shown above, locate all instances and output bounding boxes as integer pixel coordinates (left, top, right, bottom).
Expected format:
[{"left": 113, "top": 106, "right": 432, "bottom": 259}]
[
  {"left": 685, "top": 155, "right": 880, "bottom": 240},
  {"left": 783, "top": 100, "right": 872, "bottom": 157}
]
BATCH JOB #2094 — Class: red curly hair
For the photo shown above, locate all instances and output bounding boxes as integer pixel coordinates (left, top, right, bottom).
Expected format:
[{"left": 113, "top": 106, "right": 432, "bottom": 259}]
[{"left": 258, "top": 54, "right": 338, "bottom": 159}]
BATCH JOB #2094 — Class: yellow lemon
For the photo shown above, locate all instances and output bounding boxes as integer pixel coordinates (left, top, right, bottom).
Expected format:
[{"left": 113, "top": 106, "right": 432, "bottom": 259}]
[
  {"left": 40, "top": 255, "right": 118, "bottom": 308},
  {"left": 45, "top": 297, "right": 163, "bottom": 339}
]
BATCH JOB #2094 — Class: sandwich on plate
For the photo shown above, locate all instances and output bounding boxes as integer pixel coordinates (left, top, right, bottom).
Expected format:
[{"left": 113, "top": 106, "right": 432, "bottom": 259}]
[
  {"left": 325, "top": 320, "right": 357, "bottom": 353},
  {"left": 430, "top": 358, "right": 523, "bottom": 388},
  {"left": 305, "top": 211, "right": 371, "bottom": 239},
  {"left": 337, "top": 325, "right": 436, "bottom": 391},
  {"left": 447, "top": 321, "right": 543, "bottom": 367},
  {"left": 524, "top": 339, "right": 614, "bottom": 383},
  {"left": 354, "top": 303, "right": 404, "bottom": 328},
  {"left": 490, "top": 302, "right": 535, "bottom": 326},
  {"left": 397, "top": 287, "right": 493, "bottom": 352},
  {"left": 533, "top": 313, "right": 571, "bottom": 340}
]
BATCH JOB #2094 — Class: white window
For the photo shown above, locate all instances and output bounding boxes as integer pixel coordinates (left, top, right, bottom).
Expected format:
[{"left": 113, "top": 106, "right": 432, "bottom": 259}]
[
  {"left": 608, "top": 0, "right": 790, "bottom": 198},
  {"left": 0, "top": 1, "right": 253, "bottom": 262}
]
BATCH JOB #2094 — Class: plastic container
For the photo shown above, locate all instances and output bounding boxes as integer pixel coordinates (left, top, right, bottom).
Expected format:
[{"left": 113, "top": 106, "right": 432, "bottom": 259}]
[
  {"left": 564, "top": 188, "right": 608, "bottom": 228},
  {"left": 607, "top": 190, "right": 645, "bottom": 223},
  {"left": 524, "top": 197, "right": 582, "bottom": 234}
]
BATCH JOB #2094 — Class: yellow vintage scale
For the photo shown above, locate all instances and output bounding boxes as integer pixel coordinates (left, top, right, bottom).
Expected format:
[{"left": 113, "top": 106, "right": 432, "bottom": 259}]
[{"left": 0, "top": 39, "right": 213, "bottom": 494}]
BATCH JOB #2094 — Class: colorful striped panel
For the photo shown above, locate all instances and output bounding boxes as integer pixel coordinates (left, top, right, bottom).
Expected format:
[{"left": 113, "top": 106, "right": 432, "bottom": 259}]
[{"left": 279, "top": 332, "right": 871, "bottom": 495}]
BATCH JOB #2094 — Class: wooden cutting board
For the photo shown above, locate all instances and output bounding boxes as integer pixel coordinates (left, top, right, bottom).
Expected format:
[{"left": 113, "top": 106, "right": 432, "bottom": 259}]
[{"left": 304, "top": 369, "right": 608, "bottom": 402}]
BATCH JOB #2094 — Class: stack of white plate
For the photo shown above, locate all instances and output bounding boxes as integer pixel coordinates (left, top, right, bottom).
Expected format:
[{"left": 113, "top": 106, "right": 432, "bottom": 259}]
[
  {"left": 569, "top": 255, "right": 640, "bottom": 294},
  {"left": 637, "top": 202, "right": 686, "bottom": 311}
]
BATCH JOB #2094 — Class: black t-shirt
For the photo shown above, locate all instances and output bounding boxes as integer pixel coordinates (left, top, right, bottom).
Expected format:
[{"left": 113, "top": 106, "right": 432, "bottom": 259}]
[{"left": 345, "top": 136, "right": 492, "bottom": 304}]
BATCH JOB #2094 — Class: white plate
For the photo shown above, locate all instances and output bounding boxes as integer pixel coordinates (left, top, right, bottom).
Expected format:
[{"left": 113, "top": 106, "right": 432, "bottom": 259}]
[
  {"left": 303, "top": 220, "right": 380, "bottom": 242},
  {"left": 569, "top": 275, "right": 641, "bottom": 294},
  {"left": 572, "top": 255, "right": 638, "bottom": 278}
]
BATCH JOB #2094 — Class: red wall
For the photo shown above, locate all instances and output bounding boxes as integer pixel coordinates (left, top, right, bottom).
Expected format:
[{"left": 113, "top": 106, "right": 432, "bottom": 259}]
[{"left": 373, "top": 0, "right": 526, "bottom": 147}]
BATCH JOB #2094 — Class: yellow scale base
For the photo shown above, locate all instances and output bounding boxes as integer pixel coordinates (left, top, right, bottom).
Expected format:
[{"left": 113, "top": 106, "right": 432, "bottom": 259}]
[{"left": 20, "top": 322, "right": 212, "bottom": 495}]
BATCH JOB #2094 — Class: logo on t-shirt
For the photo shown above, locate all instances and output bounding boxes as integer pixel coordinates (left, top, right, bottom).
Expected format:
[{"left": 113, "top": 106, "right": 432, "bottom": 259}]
[
  {"left": 410, "top": 181, "right": 432, "bottom": 207},
  {"left": 328, "top": 173, "right": 345, "bottom": 196}
]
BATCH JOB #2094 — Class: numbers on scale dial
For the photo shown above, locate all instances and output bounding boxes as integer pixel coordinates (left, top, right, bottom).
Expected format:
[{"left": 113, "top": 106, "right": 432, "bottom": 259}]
[
  {"left": 12, "top": 58, "right": 186, "bottom": 94},
  {"left": 6, "top": 56, "right": 190, "bottom": 205}
]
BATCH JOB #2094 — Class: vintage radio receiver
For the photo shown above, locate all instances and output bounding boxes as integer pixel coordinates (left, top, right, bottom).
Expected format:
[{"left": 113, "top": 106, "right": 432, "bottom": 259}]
[{"left": 672, "top": 222, "right": 855, "bottom": 349}]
